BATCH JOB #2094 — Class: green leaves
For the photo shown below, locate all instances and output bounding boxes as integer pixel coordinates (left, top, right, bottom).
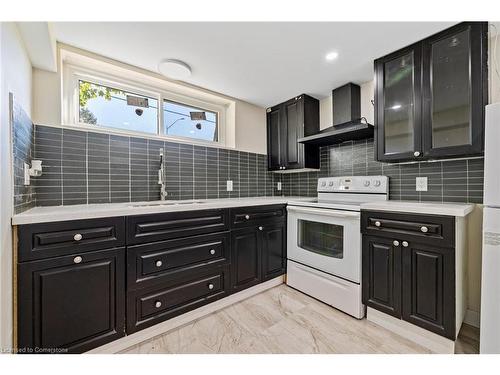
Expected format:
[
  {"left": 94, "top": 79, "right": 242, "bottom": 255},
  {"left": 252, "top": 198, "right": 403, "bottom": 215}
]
[{"left": 79, "top": 81, "right": 123, "bottom": 107}]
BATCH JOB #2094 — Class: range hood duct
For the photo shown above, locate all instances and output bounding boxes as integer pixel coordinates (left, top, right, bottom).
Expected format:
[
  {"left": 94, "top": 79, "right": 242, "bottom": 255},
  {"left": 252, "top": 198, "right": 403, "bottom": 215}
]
[{"left": 298, "top": 83, "right": 373, "bottom": 146}]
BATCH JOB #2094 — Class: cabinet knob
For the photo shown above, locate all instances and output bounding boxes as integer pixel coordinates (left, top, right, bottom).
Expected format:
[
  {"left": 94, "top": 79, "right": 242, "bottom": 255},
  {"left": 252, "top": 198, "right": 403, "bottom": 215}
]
[
  {"left": 414, "top": 151, "right": 421, "bottom": 157},
  {"left": 73, "top": 256, "right": 82, "bottom": 264},
  {"left": 155, "top": 260, "right": 163, "bottom": 267},
  {"left": 155, "top": 301, "right": 162, "bottom": 308},
  {"left": 245, "top": 214, "right": 250, "bottom": 220},
  {"left": 402, "top": 241, "right": 409, "bottom": 247},
  {"left": 258, "top": 226, "right": 263, "bottom": 231},
  {"left": 374, "top": 221, "right": 381, "bottom": 227},
  {"left": 73, "top": 233, "right": 83, "bottom": 241},
  {"left": 393, "top": 240, "right": 400, "bottom": 246},
  {"left": 420, "top": 226, "right": 428, "bottom": 233},
  {"left": 208, "top": 283, "right": 214, "bottom": 290},
  {"left": 210, "top": 249, "right": 216, "bottom": 255}
]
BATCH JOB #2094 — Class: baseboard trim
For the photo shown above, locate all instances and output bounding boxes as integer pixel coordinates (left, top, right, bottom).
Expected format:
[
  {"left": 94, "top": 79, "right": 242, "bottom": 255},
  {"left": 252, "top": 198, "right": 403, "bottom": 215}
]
[
  {"left": 366, "top": 307, "right": 455, "bottom": 354},
  {"left": 464, "top": 309, "right": 480, "bottom": 328},
  {"left": 86, "top": 276, "right": 284, "bottom": 354}
]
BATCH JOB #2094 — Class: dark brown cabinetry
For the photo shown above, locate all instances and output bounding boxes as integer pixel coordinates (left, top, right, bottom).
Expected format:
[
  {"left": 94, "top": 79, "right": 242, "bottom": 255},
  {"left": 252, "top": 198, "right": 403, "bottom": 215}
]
[
  {"left": 230, "top": 206, "right": 287, "bottom": 292},
  {"left": 375, "top": 22, "right": 488, "bottom": 162},
  {"left": 362, "top": 236, "right": 401, "bottom": 318},
  {"left": 17, "top": 205, "right": 288, "bottom": 352},
  {"left": 266, "top": 94, "right": 320, "bottom": 171},
  {"left": 361, "top": 210, "right": 456, "bottom": 339},
  {"left": 18, "top": 247, "right": 125, "bottom": 353}
]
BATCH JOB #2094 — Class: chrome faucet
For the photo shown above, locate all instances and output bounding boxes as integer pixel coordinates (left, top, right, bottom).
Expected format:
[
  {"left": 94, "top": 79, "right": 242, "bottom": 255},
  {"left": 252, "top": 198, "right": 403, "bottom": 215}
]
[{"left": 158, "top": 148, "right": 168, "bottom": 200}]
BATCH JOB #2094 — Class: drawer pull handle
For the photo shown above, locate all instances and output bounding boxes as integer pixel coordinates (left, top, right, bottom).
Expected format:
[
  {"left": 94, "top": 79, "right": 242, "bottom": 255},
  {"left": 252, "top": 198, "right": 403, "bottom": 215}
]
[
  {"left": 73, "top": 256, "right": 82, "bottom": 264},
  {"left": 155, "top": 301, "right": 162, "bottom": 308},
  {"left": 210, "top": 249, "right": 216, "bottom": 255},
  {"left": 374, "top": 221, "right": 381, "bottom": 227},
  {"left": 155, "top": 260, "right": 163, "bottom": 267},
  {"left": 393, "top": 240, "right": 400, "bottom": 246},
  {"left": 258, "top": 226, "right": 263, "bottom": 231},
  {"left": 402, "top": 241, "right": 409, "bottom": 247},
  {"left": 245, "top": 215, "right": 250, "bottom": 220},
  {"left": 208, "top": 283, "right": 214, "bottom": 290},
  {"left": 73, "top": 233, "right": 83, "bottom": 241},
  {"left": 420, "top": 226, "right": 428, "bottom": 233}
]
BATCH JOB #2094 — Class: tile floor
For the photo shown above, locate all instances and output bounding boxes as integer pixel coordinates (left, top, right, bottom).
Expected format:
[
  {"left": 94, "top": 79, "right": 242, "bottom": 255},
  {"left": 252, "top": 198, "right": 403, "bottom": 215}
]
[{"left": 120, "top": 285, "right": 479, "bottom": 354}]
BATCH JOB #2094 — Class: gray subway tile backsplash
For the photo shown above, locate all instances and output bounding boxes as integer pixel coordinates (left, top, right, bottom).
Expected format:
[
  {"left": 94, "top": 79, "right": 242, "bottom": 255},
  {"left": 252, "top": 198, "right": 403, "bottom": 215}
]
[
  {"left": 281, "top": 138, "right": 484, "bottom": 204},
  {"left": 15, "top": 125, "right": 484, "bottom": 209},
  {"left": 12, "top": 96, "right": 35, "bottom": 214},
  {"left": 30, "top": 125, "right": 282, "bottom": 206}
]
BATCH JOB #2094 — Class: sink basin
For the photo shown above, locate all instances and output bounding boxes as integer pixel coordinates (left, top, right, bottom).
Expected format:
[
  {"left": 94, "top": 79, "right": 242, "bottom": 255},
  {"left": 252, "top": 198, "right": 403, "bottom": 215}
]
[{"left": 129, "top": 200, "right": 205, "bottom": 208}]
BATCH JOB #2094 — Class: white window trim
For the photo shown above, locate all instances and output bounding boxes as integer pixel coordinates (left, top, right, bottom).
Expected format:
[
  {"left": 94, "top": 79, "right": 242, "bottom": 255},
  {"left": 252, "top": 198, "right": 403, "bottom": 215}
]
[{"left": 61, "top": 57, "right": 232, "bottom": 147}]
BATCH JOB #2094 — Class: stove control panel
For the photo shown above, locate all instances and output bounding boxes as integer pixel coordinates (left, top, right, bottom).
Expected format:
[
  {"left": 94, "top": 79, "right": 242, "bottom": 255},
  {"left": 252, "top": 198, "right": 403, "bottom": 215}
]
[{"left": 317, "top": 176, "right": 388, "bottom": 194}]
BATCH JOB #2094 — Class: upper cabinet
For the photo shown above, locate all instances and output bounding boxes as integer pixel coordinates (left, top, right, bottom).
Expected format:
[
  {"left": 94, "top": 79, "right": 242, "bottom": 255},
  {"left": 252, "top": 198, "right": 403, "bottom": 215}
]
[
  {"left": 375, "top": 22, "right": 488, "bottom": 162},
  {"left": 266, "top": 94, "right": 320, "bottom": 171}
]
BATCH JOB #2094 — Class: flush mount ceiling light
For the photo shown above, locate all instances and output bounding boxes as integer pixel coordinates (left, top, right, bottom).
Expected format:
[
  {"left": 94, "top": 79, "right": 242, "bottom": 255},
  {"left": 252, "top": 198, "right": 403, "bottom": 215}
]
[
  {"left": 325, "top": 51, "right": 339, "bottom": 61},
  {"left": 158, "top": 59, "right": 192, "bottom": 80}
]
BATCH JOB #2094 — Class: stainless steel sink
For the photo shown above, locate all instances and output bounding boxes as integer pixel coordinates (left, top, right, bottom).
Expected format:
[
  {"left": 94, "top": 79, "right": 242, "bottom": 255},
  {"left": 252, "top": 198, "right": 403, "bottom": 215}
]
[{"left": 129, "top": 200, "right": 205, "bottom": 208}]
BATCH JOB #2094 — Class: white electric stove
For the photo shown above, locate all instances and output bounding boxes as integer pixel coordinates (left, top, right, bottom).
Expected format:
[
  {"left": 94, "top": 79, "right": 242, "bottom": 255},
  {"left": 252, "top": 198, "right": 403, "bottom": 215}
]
[{"left": 286, "top": 176, "right": 388, "bottom": 319}]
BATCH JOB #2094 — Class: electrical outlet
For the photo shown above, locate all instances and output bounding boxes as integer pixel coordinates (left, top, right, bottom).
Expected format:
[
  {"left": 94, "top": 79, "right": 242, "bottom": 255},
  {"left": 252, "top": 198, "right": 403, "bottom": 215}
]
[
  {"left": 226, "top": 180, "right": 233, "bottom": 191},
  {"left": 416, "top": 177, "right": 428, "bottom": 192},
  {"left": 277, "top": 182, "right": 282, "bottom": 191}
]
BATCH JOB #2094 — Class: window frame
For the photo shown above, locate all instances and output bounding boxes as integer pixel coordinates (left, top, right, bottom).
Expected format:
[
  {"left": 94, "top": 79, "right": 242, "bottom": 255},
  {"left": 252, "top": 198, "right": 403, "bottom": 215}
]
[{"left": 63, "top": 63, "right": 226, "bottom": 146}]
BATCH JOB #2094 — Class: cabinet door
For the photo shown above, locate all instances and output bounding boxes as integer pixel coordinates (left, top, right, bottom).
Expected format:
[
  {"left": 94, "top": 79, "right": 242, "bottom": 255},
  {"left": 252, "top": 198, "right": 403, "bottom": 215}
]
[
  {"left": 401, "top": 242, "right": 455, "bottom": 339},
  {"left": 230, "top": 227, "right": 261, "bottom": 292},
  {"left": 261, "top": 221, "right": 286, "bottom": 281},
  {"left": 422, "top": 22, "right": 487, "bottom": 158},
  {"left": 375, "top": 44, "right": 423, "bottom": 162},
  {"left": 282, "top": 96, "right": 304, "bottom": 169},
  {"left": 362, "top": 236, "right": 401, "bottom": 318},
  {"left": 266, "top": 105, "right": 282, "bottom": 170},
  {"left": 18, "top": 248, "right": 125, "bottom": 353}
]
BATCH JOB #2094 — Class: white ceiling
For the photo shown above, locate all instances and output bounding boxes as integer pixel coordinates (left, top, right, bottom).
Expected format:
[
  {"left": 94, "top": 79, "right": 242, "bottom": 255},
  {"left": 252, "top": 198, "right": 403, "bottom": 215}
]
[{"left": 50, "top": 22, "right": 456, "bottom": 107}]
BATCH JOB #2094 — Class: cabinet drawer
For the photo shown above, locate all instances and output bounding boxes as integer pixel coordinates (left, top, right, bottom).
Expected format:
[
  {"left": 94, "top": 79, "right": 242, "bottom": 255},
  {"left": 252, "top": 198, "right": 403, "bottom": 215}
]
[
  {"left": 127, "top": 232, "right": 230, "bottom": 290},
  {"left": 18, "top": 217, "right": 126, "bottom": 262},
  {"left": 126, "top": 209, "right": 229, "bottom": 245},
  {"left": 230, "top": 205, "right": 286, "bottom": 228},
  {"left": 361, "top": 211, "right": 455, "bottom": 248},
  {"left": 127, "top": 266, "right": 230, "bottom": 333}
]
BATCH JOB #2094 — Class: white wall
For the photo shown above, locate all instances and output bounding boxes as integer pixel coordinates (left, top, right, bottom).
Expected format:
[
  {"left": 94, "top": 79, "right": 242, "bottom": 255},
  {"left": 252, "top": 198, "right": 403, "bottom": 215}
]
[
  {"left": 32, "top": 51, "right": 267, "bottom": 155},
  {"left": 0, "top": 22, "right": 32, "bottom": 351}
]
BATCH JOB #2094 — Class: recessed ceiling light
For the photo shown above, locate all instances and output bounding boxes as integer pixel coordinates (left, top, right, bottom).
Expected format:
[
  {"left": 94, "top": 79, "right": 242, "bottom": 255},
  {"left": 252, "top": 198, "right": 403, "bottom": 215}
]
[
  {"left": 158, "top": 59, "right": 192, "bottom": 80},
  {"left": 325, "top": 51, "right": 339, "bottom": 61}
]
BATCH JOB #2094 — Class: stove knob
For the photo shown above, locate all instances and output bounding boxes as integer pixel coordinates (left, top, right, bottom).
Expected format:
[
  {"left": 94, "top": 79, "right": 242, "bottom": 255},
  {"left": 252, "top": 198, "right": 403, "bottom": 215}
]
[
  {"left": 328, "top": 181, "right": 334, "bottom": 186},
  {"left": 363, "top": 180, "right": 370, "bottom": 187},
  {"left": 373, "top": 180, "right": 381, "bottom": 187},
  {"left": 321, "top": 181, "right": 326, "bottom": 187}
]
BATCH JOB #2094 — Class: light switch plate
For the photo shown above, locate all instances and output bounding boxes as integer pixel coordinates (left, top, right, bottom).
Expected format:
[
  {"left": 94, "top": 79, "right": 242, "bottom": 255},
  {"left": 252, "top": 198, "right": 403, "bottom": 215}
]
[
  {"left": 277, "top": 182, "right": 282, "bottom": 191},
  {"left": 24, "top": 162, "right": 30, "bottom": 186},
  {"left": 416, "top": 177, "right": 428, "bottom": 191},
  {"left": 226, "top": 180, "right": 233, "bottom": 191}
]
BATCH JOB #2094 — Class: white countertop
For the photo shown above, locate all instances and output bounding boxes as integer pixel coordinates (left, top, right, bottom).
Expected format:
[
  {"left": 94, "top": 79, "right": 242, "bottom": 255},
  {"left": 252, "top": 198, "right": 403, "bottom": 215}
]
[
  {"left": 360, "top": 200, "right": 475, "bottom": 217},
  {"left": 11, "top": 197, "right": 315, "bottom": 225}
]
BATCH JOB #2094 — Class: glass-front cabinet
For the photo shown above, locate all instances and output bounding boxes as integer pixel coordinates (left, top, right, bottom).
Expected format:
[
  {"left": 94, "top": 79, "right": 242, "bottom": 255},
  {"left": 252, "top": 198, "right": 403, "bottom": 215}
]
[
  {"left": 375, "top": 44, "right": 422, "bottom": 161},
  {"left": 375, "top": 22, "right": 488, "bottom": 162}
]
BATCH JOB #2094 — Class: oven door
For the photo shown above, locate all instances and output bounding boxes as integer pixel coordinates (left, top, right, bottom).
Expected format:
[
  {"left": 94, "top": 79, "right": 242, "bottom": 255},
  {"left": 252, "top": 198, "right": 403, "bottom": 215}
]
[{"left": 287, "top": 205, "right": 361, "bottom": 283}]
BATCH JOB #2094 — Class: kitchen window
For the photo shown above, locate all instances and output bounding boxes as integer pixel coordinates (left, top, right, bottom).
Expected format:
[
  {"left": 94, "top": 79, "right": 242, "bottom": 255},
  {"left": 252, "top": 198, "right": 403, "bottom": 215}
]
[
  {"left": 62, "top": 52, "right": 231, "bottom": 146},
  {"left": 79, "top": 80, "right": 159, "bottom": 134},
  {"left": 163, "top": 100, "right": 219, "bottom": 142}
]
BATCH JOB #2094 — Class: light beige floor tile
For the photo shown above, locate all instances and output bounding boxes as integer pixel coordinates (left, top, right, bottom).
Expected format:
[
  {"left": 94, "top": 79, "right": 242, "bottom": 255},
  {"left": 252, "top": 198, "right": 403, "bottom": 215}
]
[{"left": 120, "top": 285, "right": 477, "bottom": 354}]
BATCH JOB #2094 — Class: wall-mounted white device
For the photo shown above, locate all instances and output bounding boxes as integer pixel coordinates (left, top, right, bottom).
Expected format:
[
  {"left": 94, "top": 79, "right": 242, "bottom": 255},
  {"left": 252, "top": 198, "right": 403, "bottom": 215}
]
[{"left": 24, "top": 160, "right": 43, "bottom": 185}]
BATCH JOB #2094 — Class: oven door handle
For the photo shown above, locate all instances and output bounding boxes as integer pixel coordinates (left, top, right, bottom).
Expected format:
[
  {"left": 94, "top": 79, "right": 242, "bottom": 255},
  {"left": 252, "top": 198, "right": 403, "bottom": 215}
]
[{"left": 287, "top": 206, "right": 360, "bottom": 219}]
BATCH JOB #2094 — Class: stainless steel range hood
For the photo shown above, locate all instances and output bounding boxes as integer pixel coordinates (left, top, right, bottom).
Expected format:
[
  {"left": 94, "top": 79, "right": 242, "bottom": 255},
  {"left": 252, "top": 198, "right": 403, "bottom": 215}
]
[{"left": 298, "top": 83, "right": 373, "bottom": 146}]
